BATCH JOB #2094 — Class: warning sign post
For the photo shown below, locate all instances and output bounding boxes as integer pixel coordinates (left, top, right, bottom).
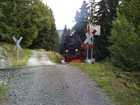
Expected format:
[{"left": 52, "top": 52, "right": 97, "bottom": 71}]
[{"left": 13, "top": 36, "right": 23, "bottom": 64}]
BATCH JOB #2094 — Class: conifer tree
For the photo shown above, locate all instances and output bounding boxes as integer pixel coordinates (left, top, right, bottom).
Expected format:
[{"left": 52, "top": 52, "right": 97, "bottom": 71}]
[
  {"left": 0, "top": 0, "right": 48, "bottom": 48},
  {"left": 94, "top": 0, "right": 119, "bottom": 60},
  {"left": 109, "top": 0, "right": 140, "bottom": 71},
  {"left": 59, "top": 25, "right": 71, "bottom": 54},
  {"left": 73, "top": 0, "right": 88, "bottom": 41},
  {"left": 29, "top": 4, "right": 52, "bottom": 50},
  {"left": 49, "top": 9, "right": 59, "bottom": 52}
]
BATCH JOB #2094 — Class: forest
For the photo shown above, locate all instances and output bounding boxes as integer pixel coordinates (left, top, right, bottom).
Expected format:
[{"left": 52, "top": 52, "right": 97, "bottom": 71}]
[
  {"left": 0, "top": 0, "right": 59, "bottom": 51},
  {"left": 60, "top": 0, "right": 140, "bottom": 72},
  {"left": 0, "top": 0, "right": 139, "bottom": 72}
]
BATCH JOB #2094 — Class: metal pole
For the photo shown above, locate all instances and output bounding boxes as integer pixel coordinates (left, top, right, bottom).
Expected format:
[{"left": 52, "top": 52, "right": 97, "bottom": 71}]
[
  {"left": 17, "top": 40, "right": 19, "bottom": 64},
  {"left": 86, "top": 44, "right": 89, "bottom": 65},
  {"left": 91, "top": 24, "right": 96, "bottom": 63},
  {"left": 86, "top": 24, "right": 89, "bottom": 64}
]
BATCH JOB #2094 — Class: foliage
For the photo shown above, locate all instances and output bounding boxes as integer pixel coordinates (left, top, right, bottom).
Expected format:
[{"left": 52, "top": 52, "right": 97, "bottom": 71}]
[
  {"left": 28, "top": 6, "right": 59, "bottom": 52},
  {"left": 118, "top": 0, "right": 140, "bottom": 34},
  {"left": 49, "top": 9, "right": 59, "bottom": 52},
  {"left": 73, "top": 0, "right": 88, "bottom": 42},
  {"left": 0, "top": 0, "right": 59, "bottom": 50},
  {"left": 109, "top": 15, "right": 140, "bottom": 71},
  {"left": 0, "top": 0, "right": 44, "bottom": 47},
  {"left": 59, "top": 25, "right": 71, "bottom": 54},
  {"left": 0, "top": 1, "right": 6, "bottom": 17},
  {"left": 109, "top": 0, "right": 140, "bottom": 71},
  {"left": 94, "top": 0, "right": 119, "bottom": 60}
]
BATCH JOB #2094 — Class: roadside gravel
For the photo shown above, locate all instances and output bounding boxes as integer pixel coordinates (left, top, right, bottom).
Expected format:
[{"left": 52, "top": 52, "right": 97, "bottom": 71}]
[{"left": 1, "top": 50, "right": 112, "bottom": 105}]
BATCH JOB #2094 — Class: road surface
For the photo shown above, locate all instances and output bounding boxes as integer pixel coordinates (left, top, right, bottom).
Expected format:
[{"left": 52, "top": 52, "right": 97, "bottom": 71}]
[{"left": 1, "top": 50, "right": 112, "bottom": 105}]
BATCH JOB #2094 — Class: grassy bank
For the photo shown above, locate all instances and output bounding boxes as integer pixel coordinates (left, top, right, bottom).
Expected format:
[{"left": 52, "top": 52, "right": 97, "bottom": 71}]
[
  {"left": 0, "top": 84, "right": 8, "bottom": 101},
  {"left": 0, "top": 42, "right": 32, "bottom": 67},
  {"left": 0, "top": 42, "right": 32, "bottom": 101},
  {"left": 69, "top": 62, "right": 140, "bottom": 105},
  {"left": 38, "top": 49, "right": 63, "bottom": 63}
]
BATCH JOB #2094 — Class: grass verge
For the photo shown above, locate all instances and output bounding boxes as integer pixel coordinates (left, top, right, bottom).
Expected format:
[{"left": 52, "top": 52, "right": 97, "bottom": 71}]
[
  {"left": 37, "top": 49, "right": 63, "bottom": 63},
  {"left": 69, "top": 62, "right": 140, "bottom": 105},
  {"left": 0, "top": 42, "right": 32, "bottom": 67},
  {"left": 0, "top": 84, "right": 8, "bottom": 102},
  {"left": 0, "top": 42, "right": 32, "bottom": 101}
]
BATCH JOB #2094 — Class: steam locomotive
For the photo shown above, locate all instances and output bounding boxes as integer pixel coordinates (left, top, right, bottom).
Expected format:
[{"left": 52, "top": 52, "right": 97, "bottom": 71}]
[{"left": 64, "top": 33, "right": 86, "bottom": 62}]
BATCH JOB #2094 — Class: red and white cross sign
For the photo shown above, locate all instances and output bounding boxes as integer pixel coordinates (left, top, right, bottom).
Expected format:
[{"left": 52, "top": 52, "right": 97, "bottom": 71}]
[{"left": 81, "top": 28, "right": 97, "bottom": 49}]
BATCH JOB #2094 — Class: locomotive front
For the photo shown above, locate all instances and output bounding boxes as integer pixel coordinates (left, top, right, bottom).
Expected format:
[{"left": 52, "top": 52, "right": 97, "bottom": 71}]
[{"left": 64, "top": 34, "right": 86, "bottom": 62}]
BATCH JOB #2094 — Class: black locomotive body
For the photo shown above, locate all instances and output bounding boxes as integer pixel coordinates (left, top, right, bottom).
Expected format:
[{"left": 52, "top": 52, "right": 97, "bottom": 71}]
[{"left": 64, "top": 33, "right": 86, "bottom": 62}]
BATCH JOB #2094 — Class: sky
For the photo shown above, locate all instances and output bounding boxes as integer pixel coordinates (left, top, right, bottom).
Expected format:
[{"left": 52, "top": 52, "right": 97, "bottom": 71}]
[{"left": 42, "top": 0, "right": 99, "bottom": 30}]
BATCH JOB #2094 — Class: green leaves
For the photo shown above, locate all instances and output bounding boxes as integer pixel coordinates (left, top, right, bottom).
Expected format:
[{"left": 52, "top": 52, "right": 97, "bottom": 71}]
[
  {"left": 109, "top": 0, "right": 140, "bottom": 71},
  {"left": 0, "top": 0, "right": 59, "bottom": 51},
  {"left": 109, "top": 15, "right": 140, "bottom": 71},
  {"left": 29, "top": 6, "right": 59, "bottom": 51},
  {"left": 94, "top": 0, "right": 119, "bottom": 60}
]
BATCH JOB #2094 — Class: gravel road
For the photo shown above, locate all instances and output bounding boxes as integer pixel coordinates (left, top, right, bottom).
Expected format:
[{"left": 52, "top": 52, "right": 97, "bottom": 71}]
[{"left": 1, "top": 50, "right": 112, "bottom": 105}]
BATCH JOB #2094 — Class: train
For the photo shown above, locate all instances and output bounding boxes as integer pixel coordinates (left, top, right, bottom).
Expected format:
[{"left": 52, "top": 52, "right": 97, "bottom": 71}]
[{"left": 64, "top": 33, "right": 86, "bottom": 63}]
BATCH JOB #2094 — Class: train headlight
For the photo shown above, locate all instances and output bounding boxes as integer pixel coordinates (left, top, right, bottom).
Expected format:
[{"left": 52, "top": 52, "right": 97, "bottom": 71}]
[
  {"left": 66, "top": 50, "right": 68, "bottom": 52},
  {"left": 75, "top": 49, "right": 78, "bottom": 51},
  {"left": 70, "top": 34, "right": 72, "bottom": 36}
]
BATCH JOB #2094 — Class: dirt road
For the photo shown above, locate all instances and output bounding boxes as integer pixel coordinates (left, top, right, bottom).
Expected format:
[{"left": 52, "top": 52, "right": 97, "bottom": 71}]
[{"left": 1, "top": 51, "right": 111, "bottom": 105}]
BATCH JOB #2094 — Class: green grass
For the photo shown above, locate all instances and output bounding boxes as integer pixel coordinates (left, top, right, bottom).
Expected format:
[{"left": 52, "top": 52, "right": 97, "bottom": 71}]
[
  {"left": 0, "top": 42, "right": 32, "bottom": 101},
  {"left": 8, "top": 48, "right": 32, "bottom": 67},
  {"left": 45, "top": 51, "right": 63, "bottom": 63},
  {"left": 37, "top": 53, "right": 42, "bottom": 61},
  {"left": 0, "top": 42, "right": 32, "bottom": 67},
  {"left": 0, "top": 84, "right": 8, "bottom": 102},
  {"left": 37, "top": 49, "right": 63, "bottom": 64},
  {"left": 69, "top": 62, "right": 140, "bottom": 105}
]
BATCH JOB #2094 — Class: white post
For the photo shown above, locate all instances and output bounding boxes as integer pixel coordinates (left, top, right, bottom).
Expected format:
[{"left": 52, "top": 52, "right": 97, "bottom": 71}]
[
  {"left": 91, "top": 24, "right": 96, "bottom": 63},
  {"left": 86, "top": 24, "right": 89, "bottom": 64},
  {"left": 17, "top": 40, "right": 19, "bottom": 64}
]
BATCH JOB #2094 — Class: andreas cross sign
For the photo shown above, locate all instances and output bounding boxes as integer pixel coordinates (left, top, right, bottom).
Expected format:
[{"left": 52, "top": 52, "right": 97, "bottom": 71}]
[{"left": 81, "top": 28, "right": 97, "bottom": 49}]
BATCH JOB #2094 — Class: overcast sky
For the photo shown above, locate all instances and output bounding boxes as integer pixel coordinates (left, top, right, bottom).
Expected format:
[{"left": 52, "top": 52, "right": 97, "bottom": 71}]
[{"left": 41, "top": 0, "right": 99, "bottom": 30}]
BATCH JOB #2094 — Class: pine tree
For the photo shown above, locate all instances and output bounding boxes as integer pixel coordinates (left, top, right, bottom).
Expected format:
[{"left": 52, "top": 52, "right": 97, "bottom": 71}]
[
  {"left": 73, "top": 0, "right": 88, "bottom": 41},
  {"left": 28, "top": 4, "right": 52, "bottom": 50},
  {"left": 49, "top": 9, "right": 59, "bottom": 52},
  {"left": 94, "top": 0, "right": 119, "bottom": 60},
  {"left": 59, "top": 25, "right": 71, "bottom": 54},
  {"left": 0, "top": 0, "right": 51, "bottom": 48},
  {"left": 61, "top": 25, "right": 68, "bottom": 44},
  {"left": 109, "top": 0, "right": 140, "bottom": 71},
  {"left": 118, "top": 0, "right": 140, "bottom": 34}
]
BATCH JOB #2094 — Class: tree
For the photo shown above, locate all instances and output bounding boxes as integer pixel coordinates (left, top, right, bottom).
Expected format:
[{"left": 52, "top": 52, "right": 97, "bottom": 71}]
[
  {"left": 0, "top": 1, "right": 12, "bottom": 42},
  {"left": 59, "top": 25, "right": 70, "bottom": 54},
  {"left": 118, "top": 0, "right": 140, "bottom": 35},
  {"left": 73, "top": 0, "right": 88, "bottom": 42},
  {"left": 28, "top": 4, "right": 53, "bottom": 50},
  {"left": 49, "top": 9, "right": 59, "bottom": 52},
  {"left": 0, "top": 2, "right": 6, "bottom": 17},
  {"left": 93, "top": 0, "right": 119, "bottom": 60},
  {"left": 0, "top": 0, "right": 49, "bottom": 48},
  {"left": 109, "top": 15, "right": 140, "bottom": 71},
  {"left": 109, "top": 0, "right": 140, "bottom": 71}
]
